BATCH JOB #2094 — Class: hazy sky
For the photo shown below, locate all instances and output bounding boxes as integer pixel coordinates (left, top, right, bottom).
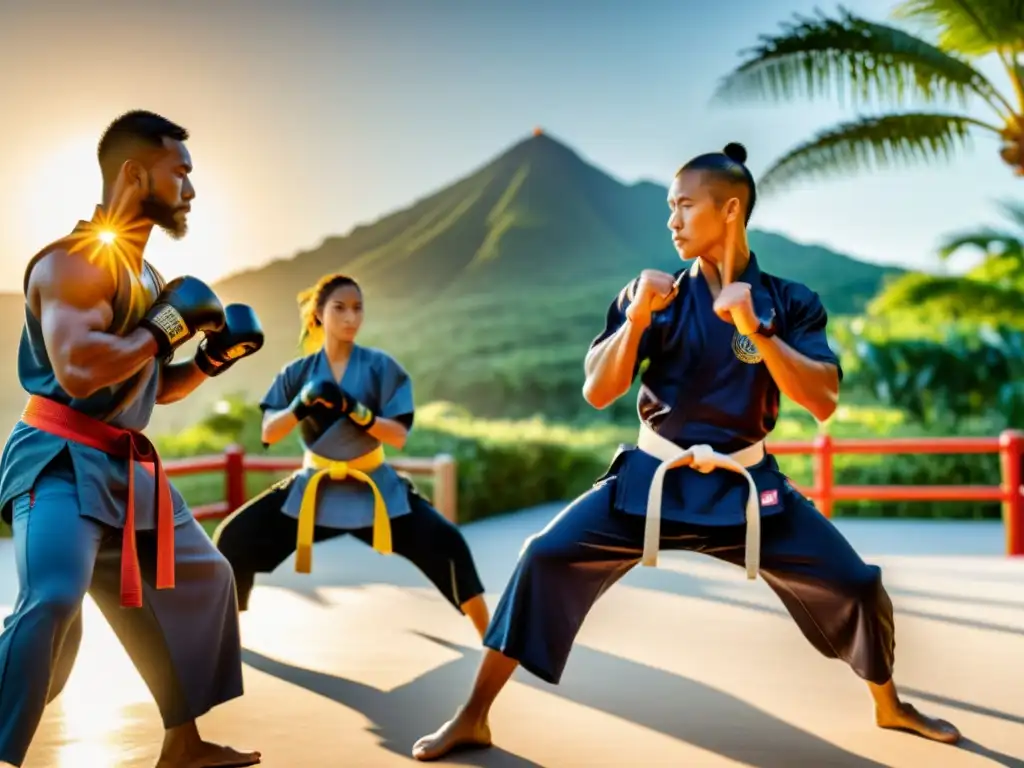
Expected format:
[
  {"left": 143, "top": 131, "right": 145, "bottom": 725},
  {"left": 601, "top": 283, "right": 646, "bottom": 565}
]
[{"left": 0, "top": 0, "right": 1017, "bottom": 290}]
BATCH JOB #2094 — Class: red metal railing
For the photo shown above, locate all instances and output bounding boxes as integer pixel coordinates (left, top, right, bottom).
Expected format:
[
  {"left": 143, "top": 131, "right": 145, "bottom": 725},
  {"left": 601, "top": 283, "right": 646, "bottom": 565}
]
[
  {"left": 768, "top": 429, "right": 1024, "bottom": 556},
  {"left": 165, "top": 430, "right": 1024, "bottom": 556}
]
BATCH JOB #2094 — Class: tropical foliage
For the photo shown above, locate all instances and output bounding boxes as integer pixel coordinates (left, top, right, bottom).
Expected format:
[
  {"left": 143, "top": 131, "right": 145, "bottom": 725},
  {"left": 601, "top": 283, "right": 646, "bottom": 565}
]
[
  {"left": 867, "top": 199, "right": 1024, "bottom": 328},
  {"left": 840, "top": 194, "right": 1024, "bottom": 429},
  {"left": 847, "top": 321, "right": 1024, "bottom": 427},
  {"left": 714, "top": 1, "right": 1024, "bottom": 192}
]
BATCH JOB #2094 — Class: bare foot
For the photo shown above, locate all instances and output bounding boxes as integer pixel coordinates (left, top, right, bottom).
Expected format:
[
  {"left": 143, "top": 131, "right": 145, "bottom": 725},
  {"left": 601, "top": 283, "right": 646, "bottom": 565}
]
[
  {"left": 877, "top": 702, "right": 961, "bottom": 744},
  {"left": 156, "top": 740, "right": 261, "bottom": 767},
  {"left": 412, "top": 707, "right": 492, "bottom": 761}
]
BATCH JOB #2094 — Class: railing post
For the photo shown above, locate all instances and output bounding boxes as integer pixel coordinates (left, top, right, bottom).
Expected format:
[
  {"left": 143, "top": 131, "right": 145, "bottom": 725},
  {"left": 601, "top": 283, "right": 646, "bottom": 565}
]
[
  {"left": 812, "top": 433, "right": 834, "bottom": 518},
  {"left": 999, "top": 429, "right": 1024, "bottom": 556},
  {"left": 224, "top": 444, "right": 247, "bottom": 515},
  {"left": 432, "top": 453, "right": 458, "bottom": 524}
]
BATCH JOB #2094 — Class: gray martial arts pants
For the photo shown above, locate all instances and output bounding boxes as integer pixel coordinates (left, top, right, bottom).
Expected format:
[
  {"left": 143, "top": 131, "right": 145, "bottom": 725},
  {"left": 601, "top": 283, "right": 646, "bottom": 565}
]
[{"left": 0, "top": 466, "right": 244, "bottom": 766}]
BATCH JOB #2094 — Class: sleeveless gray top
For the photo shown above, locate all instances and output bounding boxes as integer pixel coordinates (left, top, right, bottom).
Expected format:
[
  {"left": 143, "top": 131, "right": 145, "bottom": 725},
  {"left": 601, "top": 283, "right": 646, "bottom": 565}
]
[{"left": 0, "top": 210, "right": 190, "bottom": 528}]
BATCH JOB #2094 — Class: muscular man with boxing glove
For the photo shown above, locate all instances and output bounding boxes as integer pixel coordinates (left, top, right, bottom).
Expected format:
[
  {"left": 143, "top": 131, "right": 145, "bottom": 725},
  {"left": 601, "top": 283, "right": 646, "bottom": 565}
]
[
  {"left": 0, "top": 110, "right": 260, "bottom": 768},
  {"left": 139, "top": 281, "right": 264, "bottom": 403},
  {"left": 141, "top": 275, "right": 227, "bottom": 361}
]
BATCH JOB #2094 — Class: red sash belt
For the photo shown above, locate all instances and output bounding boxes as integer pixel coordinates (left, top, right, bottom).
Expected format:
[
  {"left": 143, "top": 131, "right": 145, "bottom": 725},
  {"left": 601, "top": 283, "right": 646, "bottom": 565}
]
[{"left": 21, "top": 395, "right": 175, "bottom": 608}]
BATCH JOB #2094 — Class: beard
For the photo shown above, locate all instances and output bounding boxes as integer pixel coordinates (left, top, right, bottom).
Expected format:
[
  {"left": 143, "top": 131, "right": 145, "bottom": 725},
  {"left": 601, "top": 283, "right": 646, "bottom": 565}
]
[{"left": 139, "top": 194, "right": 188, "bottom": 240}]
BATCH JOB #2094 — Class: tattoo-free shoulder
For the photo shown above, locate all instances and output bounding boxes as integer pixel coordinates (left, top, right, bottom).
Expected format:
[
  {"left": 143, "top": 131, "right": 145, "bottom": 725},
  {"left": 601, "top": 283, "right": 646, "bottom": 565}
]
[{"left": 27, "top": 245, "right": 118, "bottom": 317}]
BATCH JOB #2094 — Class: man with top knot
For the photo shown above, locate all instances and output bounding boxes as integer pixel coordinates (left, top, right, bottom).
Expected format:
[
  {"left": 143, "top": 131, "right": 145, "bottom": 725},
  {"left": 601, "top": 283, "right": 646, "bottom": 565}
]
[
  {"left": 411, "top": 143, "right": 961, "bottom": 761},
  {"left": 0, "top": 110, "right": 263, "bottom": 768}
]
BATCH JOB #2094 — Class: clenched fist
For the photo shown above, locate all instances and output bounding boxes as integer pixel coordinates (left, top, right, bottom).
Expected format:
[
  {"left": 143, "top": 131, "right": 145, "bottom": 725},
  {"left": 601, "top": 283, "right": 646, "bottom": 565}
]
[
  {"left": 713, "top": 282, "right": 759, "bottom": 336},
  {"left": 291, "top": 379, "right": 345, "bottom": 423},
  {"left": 625, "top": 269, "right": 678, "bottom": 327},
  {"left": 195, "top": 304, "right": 264, "bottom": 377}
]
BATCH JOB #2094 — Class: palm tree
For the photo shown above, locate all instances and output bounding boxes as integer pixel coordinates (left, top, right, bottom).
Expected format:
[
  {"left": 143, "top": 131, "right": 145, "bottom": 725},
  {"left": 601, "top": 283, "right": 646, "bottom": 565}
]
[
  {"left": 937, "top": 197, "right": 1024, "bottom": 280},
  {"left": 845, "top": 200, "right": 1024, "bottom": 427},
  {"left": 713, "top": 2, "right": 1024, "bottom": 193},
  {"left": 866, "top": 198, "right": 1024, "bottom": 327}
]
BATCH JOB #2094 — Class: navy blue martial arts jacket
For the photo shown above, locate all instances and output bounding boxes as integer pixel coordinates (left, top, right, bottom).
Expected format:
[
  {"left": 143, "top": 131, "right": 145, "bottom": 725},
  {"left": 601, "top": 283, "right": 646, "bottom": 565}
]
[{"left": 591, "top": 252, "right": 843, "bottom": 526}]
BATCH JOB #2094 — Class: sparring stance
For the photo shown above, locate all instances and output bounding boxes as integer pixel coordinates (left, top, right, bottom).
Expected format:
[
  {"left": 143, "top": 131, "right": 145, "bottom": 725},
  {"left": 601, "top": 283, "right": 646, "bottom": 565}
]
[
  {"left": 214, "top": 272, "right": 490, "bottom": 639},
  {"left": 412, "top": 143, "right": 961, "bottom": 761},
  {"left": 0, "top": 111, "right": 263, "bottom": 768}
]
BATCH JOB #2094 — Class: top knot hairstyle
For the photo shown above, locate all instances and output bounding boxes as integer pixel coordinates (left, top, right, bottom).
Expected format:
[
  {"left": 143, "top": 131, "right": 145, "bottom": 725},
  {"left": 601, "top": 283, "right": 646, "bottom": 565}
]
[
  {"left": 676, "top": 142, "right": 757, "bottom": 224},
  {"left": 296, "top": 272, "right": 362, "bottom": 353},
  {"left": 722, "top": 142, "right": 747, "bottom": 164}
]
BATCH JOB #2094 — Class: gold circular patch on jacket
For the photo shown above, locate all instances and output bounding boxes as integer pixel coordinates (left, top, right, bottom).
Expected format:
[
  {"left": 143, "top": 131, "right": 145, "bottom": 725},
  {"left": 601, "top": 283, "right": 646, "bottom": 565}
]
[{"left": 732, "top": 330, "right": 763, "bottom": 364}]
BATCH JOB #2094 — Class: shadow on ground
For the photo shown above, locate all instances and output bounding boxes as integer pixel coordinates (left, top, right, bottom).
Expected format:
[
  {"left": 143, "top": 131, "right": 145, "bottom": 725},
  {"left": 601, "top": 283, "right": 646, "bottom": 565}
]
[{"left": 244, "top": 631, "right": 895, "bottom": 768}]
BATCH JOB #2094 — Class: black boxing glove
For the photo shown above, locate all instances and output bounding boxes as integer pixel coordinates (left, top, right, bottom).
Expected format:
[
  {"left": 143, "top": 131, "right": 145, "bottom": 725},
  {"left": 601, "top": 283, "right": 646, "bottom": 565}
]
[
  {"left": 338, "top": 388, "right": 377, "bottom": 431},
  {"left": 290, "top": 379, "right": 345, "bottom": 423},
  {"left": 140, "top": 277, "right": 225, "bottom": 359},
  {"left": 194, "top": 304, "right": 265, "bottom": 377}
]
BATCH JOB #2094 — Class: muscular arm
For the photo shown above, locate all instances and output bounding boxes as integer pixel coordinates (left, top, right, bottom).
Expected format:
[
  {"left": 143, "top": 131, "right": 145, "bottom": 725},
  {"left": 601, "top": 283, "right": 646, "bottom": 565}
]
[
  {"left": 156, "top": 360, "right": 208, "bottom": 404},
  {"left": 750, "top": 335, "right": 840, "bottom": 422},
  {"left": 582, "top": 317, "right": 649, "bottom": 410},
  {"left": 31, "top": 249, "right": 158, "bottom": 399}
]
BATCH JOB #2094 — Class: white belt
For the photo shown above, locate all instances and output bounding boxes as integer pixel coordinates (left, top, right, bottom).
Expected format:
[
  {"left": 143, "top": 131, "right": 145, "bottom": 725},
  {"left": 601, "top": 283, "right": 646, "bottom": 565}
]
[{"left": 637, "top": 423, "right": 765, "bottom": 580}]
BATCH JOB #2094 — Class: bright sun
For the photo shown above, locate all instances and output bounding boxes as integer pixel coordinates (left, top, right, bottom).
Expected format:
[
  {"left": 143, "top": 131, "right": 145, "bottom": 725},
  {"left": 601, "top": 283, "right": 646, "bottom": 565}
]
[
  {"left": 20, "top": 135, "right": 100, "bottom": 250},
  {"left": 18, "top": 134, "right": 234, "bottom": 282}
]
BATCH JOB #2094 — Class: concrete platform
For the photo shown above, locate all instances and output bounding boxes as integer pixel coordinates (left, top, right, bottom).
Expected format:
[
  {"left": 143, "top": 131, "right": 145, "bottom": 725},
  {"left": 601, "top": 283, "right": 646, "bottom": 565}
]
[{"left": 2, "top": 509, "right": 1022, "bottom": 767}]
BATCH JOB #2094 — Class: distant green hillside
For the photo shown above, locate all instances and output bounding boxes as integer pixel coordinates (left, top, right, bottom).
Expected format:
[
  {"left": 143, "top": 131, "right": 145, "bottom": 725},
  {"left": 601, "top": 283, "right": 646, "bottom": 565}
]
[
  {"left": 212, "top": 133, "right": 902, "bottom": 314},
  {"left": 181, "top": 133, "right": 902, "bottom": 426},
  {"left": 0, "top": 133, "right": 905, "bottom": 432}
]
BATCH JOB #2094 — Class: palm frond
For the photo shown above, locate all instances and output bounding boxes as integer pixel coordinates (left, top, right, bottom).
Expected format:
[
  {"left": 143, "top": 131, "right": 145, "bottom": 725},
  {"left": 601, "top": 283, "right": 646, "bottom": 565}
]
[
  {"left": 995, "top": 198, "right": 1024, "bottom": 229},
  {"left": 937, "top": 227, "right": 1024, "bottom": 259},
  {"left": 1013, "top": 61, "right": 1024, "bottom": 112},
  {"left": 892, "top": 0, "right": 1024, "bottom": 58},
  {"left": 757, "top": 112, "right": 994, "bottom": 193},
  {"left": 868, "top": 271, "right": 1024, "bottom": 323},
  {"left": 713, "top": 6, "right": 1002, "bottom": 112}
]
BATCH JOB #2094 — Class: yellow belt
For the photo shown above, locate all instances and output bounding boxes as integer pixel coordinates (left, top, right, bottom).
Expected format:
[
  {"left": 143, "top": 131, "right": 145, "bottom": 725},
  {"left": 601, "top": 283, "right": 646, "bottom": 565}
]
[{"left": 296, "top": 445, "right": 392, "bottom": 573}]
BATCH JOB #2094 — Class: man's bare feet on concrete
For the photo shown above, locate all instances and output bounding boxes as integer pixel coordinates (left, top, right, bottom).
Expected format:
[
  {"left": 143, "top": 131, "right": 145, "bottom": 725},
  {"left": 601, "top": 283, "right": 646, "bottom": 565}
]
[
  {"left": 877, "top": 702, "right": 961, "bottom": 744},
  {"left": 412, "top": 707, "right": 492, "bottom": 761},
  {"left": 156, "top": 737, "right": 261, "bottom": 767}
]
